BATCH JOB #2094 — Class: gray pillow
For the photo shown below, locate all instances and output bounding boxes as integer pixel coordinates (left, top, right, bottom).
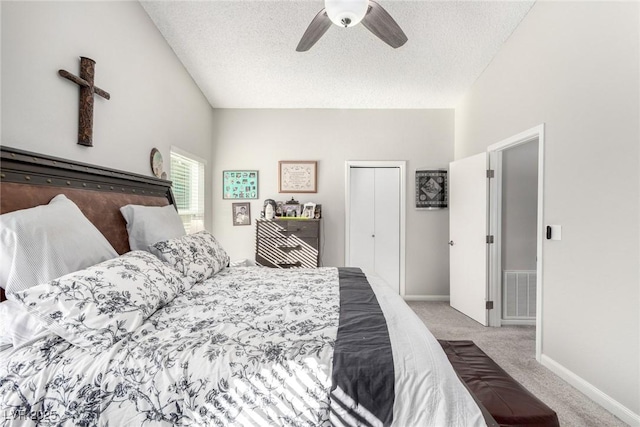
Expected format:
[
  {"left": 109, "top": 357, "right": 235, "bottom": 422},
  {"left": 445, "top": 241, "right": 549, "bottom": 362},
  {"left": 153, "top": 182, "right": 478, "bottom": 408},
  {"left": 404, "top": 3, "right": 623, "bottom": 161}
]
[
  {"left": 0, "top": 194, "right": 118, "bottom": 294},
  {"left": 120, "top": 204, "right": 185, "bottom": 251}
]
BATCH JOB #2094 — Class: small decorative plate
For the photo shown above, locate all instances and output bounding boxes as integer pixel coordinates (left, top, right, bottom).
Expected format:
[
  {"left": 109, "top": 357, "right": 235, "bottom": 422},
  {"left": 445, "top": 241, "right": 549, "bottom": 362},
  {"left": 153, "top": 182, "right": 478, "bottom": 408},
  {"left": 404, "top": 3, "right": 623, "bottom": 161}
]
[{"left": 150, "top": 148, "right": 163, "bottom": 178}]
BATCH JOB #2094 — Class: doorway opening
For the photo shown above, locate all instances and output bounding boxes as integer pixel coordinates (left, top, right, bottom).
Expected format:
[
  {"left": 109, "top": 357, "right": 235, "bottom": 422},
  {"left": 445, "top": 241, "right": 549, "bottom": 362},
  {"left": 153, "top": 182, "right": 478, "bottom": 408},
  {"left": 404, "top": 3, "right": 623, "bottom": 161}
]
[{"left": 488, "top": 125, "right": 545, "bottom": 361}]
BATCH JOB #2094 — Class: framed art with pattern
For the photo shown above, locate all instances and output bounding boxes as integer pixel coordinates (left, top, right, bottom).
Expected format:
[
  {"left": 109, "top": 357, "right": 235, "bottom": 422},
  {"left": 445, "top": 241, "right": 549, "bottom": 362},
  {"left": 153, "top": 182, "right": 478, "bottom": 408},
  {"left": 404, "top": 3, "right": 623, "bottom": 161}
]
[
  {"left": 415, "top": 169, "right": 448, "bottom": 209},
  {"left": 223, "top": 170, "right": 258, "bottom": 199},
  {"left": 278, "top": 161, "right": 317, "bottom": 193}
]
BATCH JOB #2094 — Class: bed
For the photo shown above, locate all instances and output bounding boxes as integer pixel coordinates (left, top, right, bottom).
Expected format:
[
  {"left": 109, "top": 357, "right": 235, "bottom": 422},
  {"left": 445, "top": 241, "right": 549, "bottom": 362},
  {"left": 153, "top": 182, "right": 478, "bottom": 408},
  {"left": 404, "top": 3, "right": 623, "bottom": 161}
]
[{"left": 0, "top": 147, "right": 495, "bottom": 426}]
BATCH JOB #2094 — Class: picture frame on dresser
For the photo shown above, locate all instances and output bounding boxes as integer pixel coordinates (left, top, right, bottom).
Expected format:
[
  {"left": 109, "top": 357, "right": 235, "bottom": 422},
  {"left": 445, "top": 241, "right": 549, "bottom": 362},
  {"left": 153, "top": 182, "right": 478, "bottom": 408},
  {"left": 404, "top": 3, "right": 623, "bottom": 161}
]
[
  {"left": 283, "top": 202, "right": 301, "bottom": 217},
  {"left": 302, "top": 202, "right": 316, "bottom": 219},
  {"left": 279, "top": 161, "right": 317, "bottom": 193}
]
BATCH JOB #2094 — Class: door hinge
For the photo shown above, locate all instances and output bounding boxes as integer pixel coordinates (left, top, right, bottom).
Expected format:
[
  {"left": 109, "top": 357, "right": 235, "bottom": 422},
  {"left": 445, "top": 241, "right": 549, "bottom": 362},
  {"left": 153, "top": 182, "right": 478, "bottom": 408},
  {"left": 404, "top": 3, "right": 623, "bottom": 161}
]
[
  {"left": 486, "top": 301, "right": 494, "bottom": 310},
  {"left": 486, "top": 235, "right": 494, "bottom": 244},
  {"left": 487, "top": 169, "right": 495, "bottom": 178}
]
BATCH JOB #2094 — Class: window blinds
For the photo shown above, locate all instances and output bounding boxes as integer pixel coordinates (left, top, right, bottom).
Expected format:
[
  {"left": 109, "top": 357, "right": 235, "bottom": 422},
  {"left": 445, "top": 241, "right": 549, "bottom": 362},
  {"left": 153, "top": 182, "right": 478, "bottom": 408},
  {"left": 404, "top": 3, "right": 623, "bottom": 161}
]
[{"left": 170, "top": 150, "right": 205, "bottom": 234}]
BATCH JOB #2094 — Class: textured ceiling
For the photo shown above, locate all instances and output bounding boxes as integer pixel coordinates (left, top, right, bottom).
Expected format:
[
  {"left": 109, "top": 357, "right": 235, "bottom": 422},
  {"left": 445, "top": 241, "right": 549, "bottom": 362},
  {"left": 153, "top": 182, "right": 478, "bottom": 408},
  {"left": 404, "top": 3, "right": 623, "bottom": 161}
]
[{"left": 141, "top": 1, "right": 535, "bottom": 109}]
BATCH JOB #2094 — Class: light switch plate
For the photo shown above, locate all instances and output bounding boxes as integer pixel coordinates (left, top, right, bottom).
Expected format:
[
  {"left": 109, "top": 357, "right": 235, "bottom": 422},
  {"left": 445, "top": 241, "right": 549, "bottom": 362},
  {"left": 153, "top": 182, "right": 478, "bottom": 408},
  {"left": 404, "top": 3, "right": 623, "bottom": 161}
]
[{"left": 549, "top": 225, "right": 562, "bottom": 240}]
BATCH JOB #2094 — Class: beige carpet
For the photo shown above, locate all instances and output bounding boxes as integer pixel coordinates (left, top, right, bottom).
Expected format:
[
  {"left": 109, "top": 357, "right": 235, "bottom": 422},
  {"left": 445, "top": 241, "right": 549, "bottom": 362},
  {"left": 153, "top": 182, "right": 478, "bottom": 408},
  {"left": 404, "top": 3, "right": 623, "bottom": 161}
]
[{"left": 407, "top": 301, "right": 628, "bottom": 427}]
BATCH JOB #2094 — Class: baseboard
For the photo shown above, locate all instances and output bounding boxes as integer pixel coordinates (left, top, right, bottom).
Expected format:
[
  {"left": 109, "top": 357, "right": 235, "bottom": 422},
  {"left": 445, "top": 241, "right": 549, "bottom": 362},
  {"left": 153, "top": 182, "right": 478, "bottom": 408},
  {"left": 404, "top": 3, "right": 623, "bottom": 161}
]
[
  {"left": 402, "top": 295, "right": 450, "bottom": 302},
  {"left": 501, "top": 319, "right": 535, "bottom": 326},
  {"left": 540, "top": 354, "right": 640, "bottom": 426}
]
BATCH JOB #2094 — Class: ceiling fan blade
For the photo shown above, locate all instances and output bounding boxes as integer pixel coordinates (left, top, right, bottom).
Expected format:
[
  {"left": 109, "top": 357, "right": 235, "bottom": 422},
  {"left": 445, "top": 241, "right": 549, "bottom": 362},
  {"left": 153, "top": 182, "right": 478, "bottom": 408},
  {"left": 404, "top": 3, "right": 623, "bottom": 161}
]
[
  {"left": 361, "top": 1, "right": 408, "bottom": 49},
  {"left": 296, "top": 9, "right": 332, "bottom": 52}
]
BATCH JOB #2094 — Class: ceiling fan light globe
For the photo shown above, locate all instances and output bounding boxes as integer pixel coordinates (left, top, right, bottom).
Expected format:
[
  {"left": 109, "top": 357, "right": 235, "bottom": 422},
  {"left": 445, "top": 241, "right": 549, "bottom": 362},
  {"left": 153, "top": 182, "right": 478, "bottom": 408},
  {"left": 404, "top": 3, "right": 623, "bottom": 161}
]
[{"left": 325, "top": 0, "right": 369, "bottom": 27}]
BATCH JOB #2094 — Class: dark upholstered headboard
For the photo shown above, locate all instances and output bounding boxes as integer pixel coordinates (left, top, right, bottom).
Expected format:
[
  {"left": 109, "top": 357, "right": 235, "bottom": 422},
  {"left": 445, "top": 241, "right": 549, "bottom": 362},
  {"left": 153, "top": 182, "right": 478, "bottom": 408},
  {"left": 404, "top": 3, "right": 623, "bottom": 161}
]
[{"left": 0, "top": 146, "right": 176, "bottom": 301}]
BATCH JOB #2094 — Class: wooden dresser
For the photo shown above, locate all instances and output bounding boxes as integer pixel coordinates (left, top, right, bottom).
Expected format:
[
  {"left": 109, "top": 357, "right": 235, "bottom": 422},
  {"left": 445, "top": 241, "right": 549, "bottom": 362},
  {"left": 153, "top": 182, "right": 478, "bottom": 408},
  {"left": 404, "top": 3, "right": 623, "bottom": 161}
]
[{"left": 255, "top": 219, "right": 320, "bottom": 268}]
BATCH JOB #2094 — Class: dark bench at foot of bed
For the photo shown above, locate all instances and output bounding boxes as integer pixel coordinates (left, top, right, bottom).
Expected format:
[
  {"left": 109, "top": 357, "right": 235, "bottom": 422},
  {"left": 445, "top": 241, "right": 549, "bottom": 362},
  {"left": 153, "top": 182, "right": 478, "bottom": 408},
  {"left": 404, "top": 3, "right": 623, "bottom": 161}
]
[{"left": 439, "top": 340, "right": 560, "bottom": 427}]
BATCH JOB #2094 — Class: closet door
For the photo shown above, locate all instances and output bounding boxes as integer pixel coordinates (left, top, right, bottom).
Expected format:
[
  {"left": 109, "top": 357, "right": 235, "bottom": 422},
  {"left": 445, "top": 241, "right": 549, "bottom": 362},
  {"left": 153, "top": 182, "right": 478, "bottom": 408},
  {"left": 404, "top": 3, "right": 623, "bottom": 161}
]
[
  {"left": 374, "top": 168, "right": 400, "bottom": 293},
  {"left": 349, "top": 168, "right": 376, "bottom": 273},
  {"left": 348, "top": 167, "right": 400, "bottom": 293}
]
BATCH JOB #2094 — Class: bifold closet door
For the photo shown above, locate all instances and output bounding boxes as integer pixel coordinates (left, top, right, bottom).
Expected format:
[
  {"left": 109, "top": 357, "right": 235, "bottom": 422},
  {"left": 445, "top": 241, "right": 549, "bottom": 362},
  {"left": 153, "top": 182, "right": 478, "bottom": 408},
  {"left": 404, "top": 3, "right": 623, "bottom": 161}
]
[
  {"left": 349, "top": 167, "right": 400, "bottom": 293},
  {"left": 349, "top": 168, "right": 376, "bottom": 273}
]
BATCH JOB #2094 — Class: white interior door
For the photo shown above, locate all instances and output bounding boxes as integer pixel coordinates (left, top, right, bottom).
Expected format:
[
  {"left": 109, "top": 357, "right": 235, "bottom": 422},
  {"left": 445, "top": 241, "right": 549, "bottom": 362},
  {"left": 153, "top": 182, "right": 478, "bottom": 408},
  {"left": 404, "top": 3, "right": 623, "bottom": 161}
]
[
  {"left": 349, "top": 168, "right": 376, "bottom": 273},
  {"left": 373, "top": 168, "right": 400, "bottom": 292},
  {"left": 449, "top": 153, "right": 489, "bottom": 325},
  {"left": 348, "top": 167, "right": 400, "bottom": 293}
]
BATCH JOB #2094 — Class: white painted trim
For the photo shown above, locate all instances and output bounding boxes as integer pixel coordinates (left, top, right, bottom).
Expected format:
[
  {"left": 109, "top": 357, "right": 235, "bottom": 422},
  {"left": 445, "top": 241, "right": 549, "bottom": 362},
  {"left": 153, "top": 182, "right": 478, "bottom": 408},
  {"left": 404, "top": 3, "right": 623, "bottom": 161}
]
[
  {"left": 487, "top": 124, "right": 544, "bottom": 152},
  {"left": 501, "top": 319, "right": 535, "bottom": 326},
  {"left": 488, "top": 150, "right": 503, "bottom": 328},
  {"left": 345, "top": 161, "right": 407, "bottom": 296},
  {"left": 170, "top": 145, "right": 207, "bottom": 166},
  {"left": 403, "top": 295, "right": 450, "bottom": 302},
  {"left": 541, "top": 355, "right": 640, "bottom": 426},
  {"left": 535, "top": 128, "right": 545, "bottom": 362},
  {"left": 487, "top": 124, "right": 545, "bottom": 363}
]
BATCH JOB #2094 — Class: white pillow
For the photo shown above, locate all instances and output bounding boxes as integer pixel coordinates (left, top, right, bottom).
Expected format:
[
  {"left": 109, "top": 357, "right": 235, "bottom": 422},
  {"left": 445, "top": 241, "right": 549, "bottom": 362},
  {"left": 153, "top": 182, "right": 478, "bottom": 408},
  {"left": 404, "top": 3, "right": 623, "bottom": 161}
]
[
  {"left": 120, "top": 204, "right": 185, "bottom": 251},
  {"left": 0, "top": 194, "right": 118, "bottom": 294},
  {"left": 0, "top": 299, "right": 48, "bottom": 348}
]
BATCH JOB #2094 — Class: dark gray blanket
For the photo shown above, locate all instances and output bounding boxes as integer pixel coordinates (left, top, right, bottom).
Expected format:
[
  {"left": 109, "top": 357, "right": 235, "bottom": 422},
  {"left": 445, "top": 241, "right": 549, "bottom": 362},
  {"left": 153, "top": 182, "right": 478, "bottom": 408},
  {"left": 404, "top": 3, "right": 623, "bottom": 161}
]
[{"left": 330, "top": 268, "right": 395, "bottom": 426}]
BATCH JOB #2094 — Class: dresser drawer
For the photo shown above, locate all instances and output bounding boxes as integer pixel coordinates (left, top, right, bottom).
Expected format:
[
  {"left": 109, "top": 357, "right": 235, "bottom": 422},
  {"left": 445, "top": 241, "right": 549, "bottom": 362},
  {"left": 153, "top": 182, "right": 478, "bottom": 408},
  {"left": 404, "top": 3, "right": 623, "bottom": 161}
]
[
  {"left": 256, "top": 237, "right": 289, "bottom": 251},
  {"left": 276, "top": 220, "right": 319, "bottom": 237},
  {"left": 256, "top": 237, "right": 318, "bottom": 255}
]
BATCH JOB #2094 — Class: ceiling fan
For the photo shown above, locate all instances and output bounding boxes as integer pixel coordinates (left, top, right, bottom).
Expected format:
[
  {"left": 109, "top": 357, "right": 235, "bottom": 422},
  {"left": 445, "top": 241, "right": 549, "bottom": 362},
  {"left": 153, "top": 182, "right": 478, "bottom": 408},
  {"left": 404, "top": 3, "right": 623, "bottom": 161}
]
[{"left": 296, "top": 0, "right": 408, "bottom": 52}]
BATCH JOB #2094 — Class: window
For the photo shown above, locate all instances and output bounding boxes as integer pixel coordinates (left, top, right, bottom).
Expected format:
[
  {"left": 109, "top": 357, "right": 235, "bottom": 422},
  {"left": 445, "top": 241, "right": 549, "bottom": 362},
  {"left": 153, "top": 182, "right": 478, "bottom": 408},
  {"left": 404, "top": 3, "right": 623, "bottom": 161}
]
[{"left": 170, "top": 147, "right": 205, "bottom": 234}]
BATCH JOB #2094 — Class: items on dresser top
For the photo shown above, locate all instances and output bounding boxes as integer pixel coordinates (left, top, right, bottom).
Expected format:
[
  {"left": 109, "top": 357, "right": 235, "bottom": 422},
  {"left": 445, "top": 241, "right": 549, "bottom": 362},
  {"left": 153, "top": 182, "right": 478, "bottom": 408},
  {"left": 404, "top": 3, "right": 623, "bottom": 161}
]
[
  {"left": 255, "top": 218, "right": 320, "bottom": 268},
  {"left": 302, "top": 202, "right": 316, "bottom": 219},
  {"left": 120, "top": 203, "right": 185, "bottom": 251},
  {"left": 268, "top": 198, "right": 322, "bottom": 219},
  {"left": 0, "top": 194, "right": 118, "bottom": 294},
  {"left": 263, "top": 198, "right": 277, "bottom": 220}
]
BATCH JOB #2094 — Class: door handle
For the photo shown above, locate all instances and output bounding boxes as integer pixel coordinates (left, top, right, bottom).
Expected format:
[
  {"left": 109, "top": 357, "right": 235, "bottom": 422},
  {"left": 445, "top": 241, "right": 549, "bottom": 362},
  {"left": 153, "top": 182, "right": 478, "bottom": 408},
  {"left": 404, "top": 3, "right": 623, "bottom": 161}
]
[{"left": 448, "top": 240, "right": 455, "bottom": 246}]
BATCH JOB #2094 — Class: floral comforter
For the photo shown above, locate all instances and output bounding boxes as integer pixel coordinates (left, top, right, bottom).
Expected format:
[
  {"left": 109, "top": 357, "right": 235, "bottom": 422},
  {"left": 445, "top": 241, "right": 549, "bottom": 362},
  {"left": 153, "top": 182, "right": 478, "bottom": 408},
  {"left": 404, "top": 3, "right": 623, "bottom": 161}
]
[
  {"left": 1, "top": 266, "right": 489, "bottom": 427},
  {"left": 1, "top": 267, "right": 339, "bottom": 426}
]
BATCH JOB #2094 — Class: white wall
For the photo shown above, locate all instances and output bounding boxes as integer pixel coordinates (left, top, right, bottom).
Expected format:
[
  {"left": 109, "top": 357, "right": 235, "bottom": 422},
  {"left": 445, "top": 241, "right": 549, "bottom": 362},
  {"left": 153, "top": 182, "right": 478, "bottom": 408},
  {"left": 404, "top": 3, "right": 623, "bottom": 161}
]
[
  {"left": 455, "top": 1, "right": 639, "bottom": 422},
  {"left": 211, "top": 109, "right": 454, "bottom": 298},
  {"left": 1, "top": 1, "right": 215, "bottom": 228},
  {"left": 501, "top": 140, "right": 538, "bottom": 271}
]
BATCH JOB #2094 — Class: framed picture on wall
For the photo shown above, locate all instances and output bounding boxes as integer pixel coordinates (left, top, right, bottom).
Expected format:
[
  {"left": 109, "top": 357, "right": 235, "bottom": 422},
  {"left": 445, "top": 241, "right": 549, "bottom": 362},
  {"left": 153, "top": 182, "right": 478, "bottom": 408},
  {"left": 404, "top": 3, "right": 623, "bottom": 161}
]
[
  {"left": 279, "top": 161, "right": 317, "bottom": 193},
  {"left": 415, "top": 169, "right": 448, "bottom": 209},
  {"left": 232, "top": 202, "right": 251, "bottom": 226},
  {"left": 223, "top": 170, "right": 258, "bottom": 199}
]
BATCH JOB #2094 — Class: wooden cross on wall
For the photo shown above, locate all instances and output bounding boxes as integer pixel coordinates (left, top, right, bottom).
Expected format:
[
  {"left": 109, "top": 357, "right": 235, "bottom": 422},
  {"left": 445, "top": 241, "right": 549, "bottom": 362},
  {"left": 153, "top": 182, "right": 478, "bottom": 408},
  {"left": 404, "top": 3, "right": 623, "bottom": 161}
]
[{"left": 58, "top": 57, "right": 110, "bottom": 147}]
